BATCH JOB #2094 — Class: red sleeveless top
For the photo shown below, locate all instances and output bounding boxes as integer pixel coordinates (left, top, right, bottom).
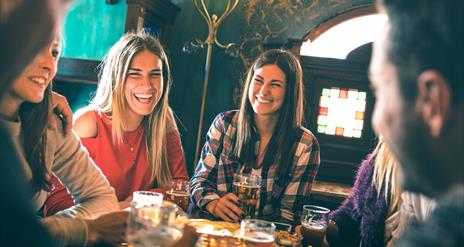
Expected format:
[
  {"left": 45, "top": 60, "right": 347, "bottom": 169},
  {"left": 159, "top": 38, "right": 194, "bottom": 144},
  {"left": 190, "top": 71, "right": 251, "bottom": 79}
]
[{"left": 44, "top": 110, "right": 188, "bottom": 215}]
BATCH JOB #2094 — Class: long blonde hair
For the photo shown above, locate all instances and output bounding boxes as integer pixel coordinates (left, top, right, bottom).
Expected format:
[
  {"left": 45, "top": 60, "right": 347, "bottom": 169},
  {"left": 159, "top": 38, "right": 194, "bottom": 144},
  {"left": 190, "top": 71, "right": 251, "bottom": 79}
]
[
  {"left": 372, "top": 140, "right": 402, "bottom": 214},
  {"left": 92, "top": 30, "right": 172, "bottom": 187}
]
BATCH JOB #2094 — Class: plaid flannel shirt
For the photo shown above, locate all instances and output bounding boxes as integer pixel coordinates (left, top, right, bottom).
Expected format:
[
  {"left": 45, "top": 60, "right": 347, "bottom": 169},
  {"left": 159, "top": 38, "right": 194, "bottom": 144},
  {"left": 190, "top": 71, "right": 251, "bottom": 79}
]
[{"left": 190, "top": 110, "right": 320, "bottom": 223}]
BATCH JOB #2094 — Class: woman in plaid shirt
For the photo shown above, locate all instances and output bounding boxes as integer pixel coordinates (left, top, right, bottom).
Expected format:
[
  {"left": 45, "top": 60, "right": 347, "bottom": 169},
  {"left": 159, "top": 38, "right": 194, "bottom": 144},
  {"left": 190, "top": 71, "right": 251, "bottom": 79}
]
[{"left": 190, "top": 49, "right": 320, "bottom": 225}]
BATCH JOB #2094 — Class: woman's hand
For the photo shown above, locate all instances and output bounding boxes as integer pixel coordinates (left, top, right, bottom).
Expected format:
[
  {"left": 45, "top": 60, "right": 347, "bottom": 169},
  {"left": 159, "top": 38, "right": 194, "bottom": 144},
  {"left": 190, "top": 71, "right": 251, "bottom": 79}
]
[
  {"left": 206, "top": 193, "right": 243, "bottom": 222},
  {"left": 85, "top": 210, "right": 129, "bottom": 245},
  {"left": 49, "top": 91, "right": 73, "bottom": 136}
]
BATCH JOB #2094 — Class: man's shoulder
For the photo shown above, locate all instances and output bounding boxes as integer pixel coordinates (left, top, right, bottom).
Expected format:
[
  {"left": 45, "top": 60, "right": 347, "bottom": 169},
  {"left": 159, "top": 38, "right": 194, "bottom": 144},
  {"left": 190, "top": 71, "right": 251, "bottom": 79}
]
[{"left": 398, "top": 186, "right": 464, "bottom": 246}]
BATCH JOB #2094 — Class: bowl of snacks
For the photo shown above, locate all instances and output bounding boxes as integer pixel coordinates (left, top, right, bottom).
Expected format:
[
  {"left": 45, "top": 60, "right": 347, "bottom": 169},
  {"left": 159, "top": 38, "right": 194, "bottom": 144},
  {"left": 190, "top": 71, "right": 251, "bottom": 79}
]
[{"left": 275, "top": 230, "right": 303, "bottom": 247}]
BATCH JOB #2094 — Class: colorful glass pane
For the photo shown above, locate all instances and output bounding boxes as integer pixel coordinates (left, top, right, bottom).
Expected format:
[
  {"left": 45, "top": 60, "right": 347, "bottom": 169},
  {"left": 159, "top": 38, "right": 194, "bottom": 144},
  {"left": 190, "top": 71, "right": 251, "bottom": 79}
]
[
  {"left": 322, "top": 88, "right": 330, "bottom": 96},
  {"left": 317, "top": 87, "right": 367, "bottom": 138},
  {"left": 339, "top": 90, "right": 348, "bottom": 99},
  {"left": 319, "top": 107, "right": 328, "bottom": 116},
  {"left": 358, "top": 92, "right": 366, "bottom": 100}
]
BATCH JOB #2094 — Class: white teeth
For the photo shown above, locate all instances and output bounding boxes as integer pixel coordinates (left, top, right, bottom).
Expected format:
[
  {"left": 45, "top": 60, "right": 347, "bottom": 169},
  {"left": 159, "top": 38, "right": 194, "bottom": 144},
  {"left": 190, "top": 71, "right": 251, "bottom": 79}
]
[
  {"left": 256, "top": 97, "right": 271, "bottom": 104},
  {"left": 31, "top": 77, "right": 46, "bottom": 85},
  {"left": 134, "top": 93, "right": 153, "bottom": 99}
]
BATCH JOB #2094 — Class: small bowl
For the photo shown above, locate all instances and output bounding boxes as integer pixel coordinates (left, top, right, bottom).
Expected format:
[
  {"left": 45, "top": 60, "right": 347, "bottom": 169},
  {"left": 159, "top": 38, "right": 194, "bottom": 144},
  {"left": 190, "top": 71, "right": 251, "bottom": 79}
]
[{"left": 275, "top": 230, "right": 303, "bottom": 247}]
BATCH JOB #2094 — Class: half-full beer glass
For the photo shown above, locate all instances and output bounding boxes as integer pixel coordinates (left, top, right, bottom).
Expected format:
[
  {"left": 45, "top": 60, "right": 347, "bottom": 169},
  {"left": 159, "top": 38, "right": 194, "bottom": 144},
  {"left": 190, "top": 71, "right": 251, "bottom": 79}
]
[
  {"left": 233, "top": 173, "right": 261, "bottom": 218},
  {"left": 300, "top": 205, "right": 330, "bottom": 247},
  {"left": 166, "top": 179, "right": 190, "bottom": 211}
]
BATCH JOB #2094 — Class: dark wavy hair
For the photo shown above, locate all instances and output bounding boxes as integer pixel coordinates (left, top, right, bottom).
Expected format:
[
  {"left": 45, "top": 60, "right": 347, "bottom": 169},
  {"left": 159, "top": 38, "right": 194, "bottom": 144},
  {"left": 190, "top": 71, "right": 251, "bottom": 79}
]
[
  {"left": 19, "top": 85, "right": 52, "bottom": 193},
  {"left": 381, "top": 0, "right": 464, "bottom": 105}
]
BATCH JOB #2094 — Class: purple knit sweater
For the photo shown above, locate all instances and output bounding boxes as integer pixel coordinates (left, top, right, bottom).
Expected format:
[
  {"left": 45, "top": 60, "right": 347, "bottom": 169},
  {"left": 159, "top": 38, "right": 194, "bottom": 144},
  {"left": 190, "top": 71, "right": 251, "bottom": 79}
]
[{"left": 329, "top": 153, "right": 389, "bottom": 247}]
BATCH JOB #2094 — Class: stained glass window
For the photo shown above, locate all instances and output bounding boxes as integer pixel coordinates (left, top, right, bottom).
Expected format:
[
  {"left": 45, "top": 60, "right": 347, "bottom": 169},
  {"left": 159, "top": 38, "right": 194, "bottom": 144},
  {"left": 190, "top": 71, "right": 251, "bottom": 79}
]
[{"left": 317, "top": 87, "right": 366, "bottom": 138}]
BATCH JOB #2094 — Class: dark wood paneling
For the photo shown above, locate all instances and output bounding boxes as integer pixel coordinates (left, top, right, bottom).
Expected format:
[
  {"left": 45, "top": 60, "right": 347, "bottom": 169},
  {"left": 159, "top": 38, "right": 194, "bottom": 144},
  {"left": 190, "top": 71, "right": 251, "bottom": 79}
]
[
  {"left": 56, "top": 58, "right": 100, "bottom": 85},
  {"left": 125, "top": 0, "right": 180, "bottom": 46}
]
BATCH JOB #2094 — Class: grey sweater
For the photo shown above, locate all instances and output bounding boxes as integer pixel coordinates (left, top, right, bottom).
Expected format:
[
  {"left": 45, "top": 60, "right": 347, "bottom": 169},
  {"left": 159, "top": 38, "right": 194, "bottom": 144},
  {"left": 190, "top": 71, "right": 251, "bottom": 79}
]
[{"left": 1, "top": 117, "right": 118, "bottom": 246}]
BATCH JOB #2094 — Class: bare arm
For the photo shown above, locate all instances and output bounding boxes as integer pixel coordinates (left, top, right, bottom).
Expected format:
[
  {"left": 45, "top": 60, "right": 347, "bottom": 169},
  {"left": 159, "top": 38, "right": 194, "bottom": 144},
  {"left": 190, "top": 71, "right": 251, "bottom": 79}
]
[{"left": 73, "top": 107, "right": 98, "bottom": 138}]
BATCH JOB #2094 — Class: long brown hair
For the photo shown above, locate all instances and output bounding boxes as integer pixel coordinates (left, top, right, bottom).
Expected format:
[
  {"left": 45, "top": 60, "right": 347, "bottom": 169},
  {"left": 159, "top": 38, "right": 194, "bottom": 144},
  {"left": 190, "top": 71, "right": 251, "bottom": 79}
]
[
  {"left": 92, "top": 30, "right": 173, "bottom": 187},
  {"left": 234, "top": 49, "right": 304, "bottom": 176},
  {"left": 19, "top": 85, "right": 52, "bottom": 193}
]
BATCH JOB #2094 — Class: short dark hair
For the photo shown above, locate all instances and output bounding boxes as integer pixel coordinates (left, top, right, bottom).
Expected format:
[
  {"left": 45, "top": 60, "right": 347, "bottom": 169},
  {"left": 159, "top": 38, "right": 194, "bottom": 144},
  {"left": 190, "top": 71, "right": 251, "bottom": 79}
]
[{"left": 381, "top": 0, "right": 464, "bottom": 105}]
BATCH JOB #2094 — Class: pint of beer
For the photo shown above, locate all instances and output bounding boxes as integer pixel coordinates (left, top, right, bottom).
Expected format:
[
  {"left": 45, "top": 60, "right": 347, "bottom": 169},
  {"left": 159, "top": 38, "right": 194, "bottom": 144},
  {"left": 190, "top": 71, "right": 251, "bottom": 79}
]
[
  {"left": 300, "top": 205, "right": 330, "bottom": 247},
  {"left": 166, "top": 179, "right": 190, "bottom": 211},
  {"left": 233, "top": 173, "right": 262, "bottom": 218}
]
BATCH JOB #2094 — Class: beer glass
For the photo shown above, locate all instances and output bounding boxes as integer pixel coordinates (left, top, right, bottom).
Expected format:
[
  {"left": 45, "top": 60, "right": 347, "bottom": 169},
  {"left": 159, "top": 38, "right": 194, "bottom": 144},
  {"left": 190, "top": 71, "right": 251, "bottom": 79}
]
[
  {"left": 238, "top": 219, "right": 276, "bottom": 247},
  {"left": 233, "top": 173, "right": 261, "bottom": 218},
  {"left": 166, "top": 179, "right": 190, "bottom": 211},
  {"left": 126, "top": 200, "right": 188, "bottom": 247},
  {"left": 300, "top": 205, "right": 330, "bottom": 247},
  {"left": 132, "top": 191, "right": 163, "bottom": 206}
]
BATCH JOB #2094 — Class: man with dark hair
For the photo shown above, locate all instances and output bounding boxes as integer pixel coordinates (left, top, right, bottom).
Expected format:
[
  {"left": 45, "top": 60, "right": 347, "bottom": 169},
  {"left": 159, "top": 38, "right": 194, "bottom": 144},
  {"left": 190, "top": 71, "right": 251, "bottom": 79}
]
[{"left": 369, "top": 0, "right": 464, "bottom": 245}]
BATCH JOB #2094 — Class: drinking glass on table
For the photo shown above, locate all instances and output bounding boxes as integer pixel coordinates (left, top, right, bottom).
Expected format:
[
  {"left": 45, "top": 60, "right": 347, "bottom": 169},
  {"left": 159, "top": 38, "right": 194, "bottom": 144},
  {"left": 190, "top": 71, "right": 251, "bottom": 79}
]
[
  {"left": 238, "top": 219, "right": 276, "bottom": 247},
  {"left": 166, "top": 179, "right": 190, "bottom": 211},
  {"left": 126, "top": 200, "right": 188, "bottom": 247},
  {"left": 300, "top": 205, "right": 330, "bottom": 247},
  {"left": 232, "top": 173, "right": 261, "bottom": 218}
]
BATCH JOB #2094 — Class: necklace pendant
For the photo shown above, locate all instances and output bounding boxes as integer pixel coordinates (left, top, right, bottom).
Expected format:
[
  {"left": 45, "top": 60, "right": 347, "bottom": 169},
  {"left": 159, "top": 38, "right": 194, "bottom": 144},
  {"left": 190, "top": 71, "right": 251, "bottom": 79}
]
[{"left": 130, "top": 146, "right": 134, "bottom": 152}]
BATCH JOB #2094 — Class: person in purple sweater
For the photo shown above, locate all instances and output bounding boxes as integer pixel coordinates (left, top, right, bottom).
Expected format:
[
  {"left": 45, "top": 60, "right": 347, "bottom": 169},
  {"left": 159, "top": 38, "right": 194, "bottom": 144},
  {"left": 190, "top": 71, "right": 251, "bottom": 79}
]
[{"left": 326, "top": 141, "right": 403, "bottom": 247}]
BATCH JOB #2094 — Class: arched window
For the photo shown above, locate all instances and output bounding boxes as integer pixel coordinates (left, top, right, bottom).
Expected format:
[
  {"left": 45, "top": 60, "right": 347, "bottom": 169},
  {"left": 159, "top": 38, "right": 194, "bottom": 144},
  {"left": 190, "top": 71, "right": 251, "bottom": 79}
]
[{"left": 300, "top": 14, "right": 387, "bottom": 59}]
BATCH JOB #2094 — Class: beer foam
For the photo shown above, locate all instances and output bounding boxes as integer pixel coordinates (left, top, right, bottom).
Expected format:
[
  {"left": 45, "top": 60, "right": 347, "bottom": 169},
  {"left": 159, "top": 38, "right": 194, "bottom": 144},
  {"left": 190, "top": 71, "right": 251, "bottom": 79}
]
[
  {"left": 167, "top": 191, "right": 189, "bottom": 196},
  {"left": 301, "top": 221, "right": 327, "bottom": 230},
  {"left": 233, "top": 182, "right": 260, "bottom": 189}
]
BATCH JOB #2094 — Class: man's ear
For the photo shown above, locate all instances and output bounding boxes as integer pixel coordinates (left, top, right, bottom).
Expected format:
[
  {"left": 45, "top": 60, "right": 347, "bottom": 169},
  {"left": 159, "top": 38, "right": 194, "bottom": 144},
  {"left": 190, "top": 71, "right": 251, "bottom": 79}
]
[{"left": 416, "top": 70, "right": 451, "bottom": 137}]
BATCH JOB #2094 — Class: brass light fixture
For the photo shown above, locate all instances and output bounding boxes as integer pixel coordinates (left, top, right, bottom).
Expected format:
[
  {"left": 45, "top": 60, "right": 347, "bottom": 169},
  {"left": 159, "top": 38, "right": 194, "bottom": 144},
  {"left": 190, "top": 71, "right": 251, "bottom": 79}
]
[{"left": 183, "top": 0, "right": 240, "bottom": 167}]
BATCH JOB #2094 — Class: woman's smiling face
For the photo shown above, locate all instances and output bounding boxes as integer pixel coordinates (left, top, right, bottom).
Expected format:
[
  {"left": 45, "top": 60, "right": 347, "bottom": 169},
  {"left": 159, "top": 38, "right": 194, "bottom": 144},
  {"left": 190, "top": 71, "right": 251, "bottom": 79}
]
[
  {"left": 248, "top": 64, "right": 287, "bottom": 117},
  {"left": 124, "top": 49, "right": 164, "bottom": 118},
  {"left": 9, "top": 38, "right": 60, "bottom": 104}
]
